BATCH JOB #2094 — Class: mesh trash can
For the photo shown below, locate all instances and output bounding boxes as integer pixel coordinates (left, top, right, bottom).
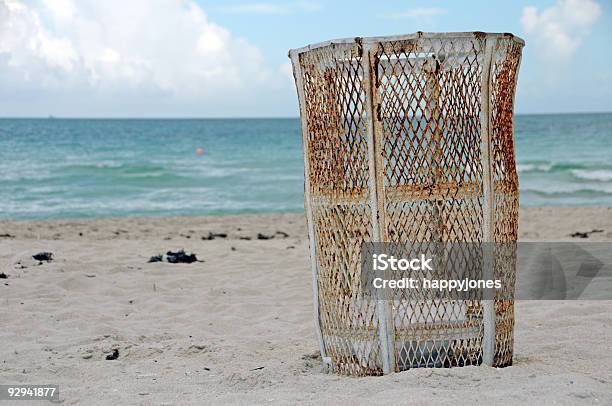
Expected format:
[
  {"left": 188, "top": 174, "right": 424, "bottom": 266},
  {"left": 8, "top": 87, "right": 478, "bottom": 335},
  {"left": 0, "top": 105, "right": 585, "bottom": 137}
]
[{"left": 289, "top": 32, "right": 524, "bottom": 376}]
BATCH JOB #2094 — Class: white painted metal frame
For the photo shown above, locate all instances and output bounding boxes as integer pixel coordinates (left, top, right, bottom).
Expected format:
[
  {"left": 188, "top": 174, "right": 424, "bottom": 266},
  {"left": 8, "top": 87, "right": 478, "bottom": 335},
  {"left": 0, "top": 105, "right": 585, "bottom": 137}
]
[
  {"left": 290, "top": 32, "right": 524, "bottom": 56},
  {"left": 479, "top": 37, "right": 497, "bottom": 367},
  {"left": 289, "top": 53, "right": 329, "bottom": 366},
  {"left": 363, "top": 42, "right": 395, "bottom": 374}
]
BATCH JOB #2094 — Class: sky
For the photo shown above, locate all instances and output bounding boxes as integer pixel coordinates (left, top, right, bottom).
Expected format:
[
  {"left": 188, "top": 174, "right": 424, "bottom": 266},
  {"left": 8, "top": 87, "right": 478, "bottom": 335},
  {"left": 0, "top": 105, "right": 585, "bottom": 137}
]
[{"left": 0, "top": 0, "right": 609, "bottom": 117}]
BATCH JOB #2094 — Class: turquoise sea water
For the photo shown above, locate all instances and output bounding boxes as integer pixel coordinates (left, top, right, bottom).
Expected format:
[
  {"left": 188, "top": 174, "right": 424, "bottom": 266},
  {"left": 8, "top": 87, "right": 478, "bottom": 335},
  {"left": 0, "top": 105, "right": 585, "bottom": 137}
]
[{"left": 0, "top": 114, "right": 611, "bottom": 220}]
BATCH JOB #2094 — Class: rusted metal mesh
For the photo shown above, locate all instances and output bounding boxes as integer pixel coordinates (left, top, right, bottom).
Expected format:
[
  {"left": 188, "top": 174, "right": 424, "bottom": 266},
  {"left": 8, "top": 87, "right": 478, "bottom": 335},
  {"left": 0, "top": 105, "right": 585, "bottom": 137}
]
[
  {"left": 291, "top": 33, "right": 523, "bottom": 375},
  {"left": 491, "top": 38, "right": 523, "bottom": 367},
  {"left": 300, "top": 43, "right": 382, "bottom": 376}
]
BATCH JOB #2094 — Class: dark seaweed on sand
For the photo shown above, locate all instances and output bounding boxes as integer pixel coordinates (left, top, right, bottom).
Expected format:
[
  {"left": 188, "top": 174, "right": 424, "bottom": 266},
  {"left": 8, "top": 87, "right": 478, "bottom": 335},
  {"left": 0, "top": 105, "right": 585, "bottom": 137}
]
[
  {"left": 166, "top": 250, "right": 198, "bottom": 263},
  {"left": 32, "top": 252, "right": 53, "bottom": 261},
  {"left": 256, "top": 231, "right": 289, "bottom": 240},
  {"left": 105, "top": 349, "right": 119, "bottom": 360},
  {"left": 570, "top": 229, "right": 604, "bottom": 238},
  {"left": 148, "top": 254, "right": 163, "bottom": 263},
  {"left": 148, "top": 250, "right": 199, "bottom": 264},
  {"left": 202, "top": 232, "right": 227, "bottom": 240}
]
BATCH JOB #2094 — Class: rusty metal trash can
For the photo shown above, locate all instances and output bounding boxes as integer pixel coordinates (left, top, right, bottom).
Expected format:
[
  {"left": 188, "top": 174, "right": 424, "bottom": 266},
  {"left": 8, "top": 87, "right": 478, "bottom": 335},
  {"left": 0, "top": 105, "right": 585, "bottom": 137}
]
[{"left": 289, "top": 32, "right": 524, "bottom": 376}]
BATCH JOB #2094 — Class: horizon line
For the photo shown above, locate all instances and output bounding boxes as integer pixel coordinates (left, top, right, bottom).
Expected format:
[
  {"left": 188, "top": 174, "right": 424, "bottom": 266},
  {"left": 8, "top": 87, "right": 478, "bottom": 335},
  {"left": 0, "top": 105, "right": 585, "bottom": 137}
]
[{"left": 0, "top": 111, "right": 611, "bottom": 120}]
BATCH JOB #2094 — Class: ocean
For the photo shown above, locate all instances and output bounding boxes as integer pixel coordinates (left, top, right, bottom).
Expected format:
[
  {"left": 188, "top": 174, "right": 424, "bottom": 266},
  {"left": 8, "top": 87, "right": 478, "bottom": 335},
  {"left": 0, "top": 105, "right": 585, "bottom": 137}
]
[{"left": 0, "top": 114, "right": 610, "bottom": 220}]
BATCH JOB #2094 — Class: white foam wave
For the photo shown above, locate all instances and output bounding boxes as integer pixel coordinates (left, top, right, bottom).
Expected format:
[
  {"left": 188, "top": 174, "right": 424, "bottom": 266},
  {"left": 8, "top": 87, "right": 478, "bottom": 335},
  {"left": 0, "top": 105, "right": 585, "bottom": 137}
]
[
  {"left": 571, "top": 169, "right": 612, "bottom": 182},
  {"left": 517, "top": 163, "right": 552, "bottom": 173},
  {"left": 522, "top": 182, "right": 612, "bottom": 195}
]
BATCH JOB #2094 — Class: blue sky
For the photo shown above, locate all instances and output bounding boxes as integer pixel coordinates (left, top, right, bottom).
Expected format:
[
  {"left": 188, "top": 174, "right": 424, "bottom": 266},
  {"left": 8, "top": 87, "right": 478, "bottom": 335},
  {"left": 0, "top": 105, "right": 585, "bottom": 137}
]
[{"left": 0, "top": 0, "right": 609, "bottom": 117}]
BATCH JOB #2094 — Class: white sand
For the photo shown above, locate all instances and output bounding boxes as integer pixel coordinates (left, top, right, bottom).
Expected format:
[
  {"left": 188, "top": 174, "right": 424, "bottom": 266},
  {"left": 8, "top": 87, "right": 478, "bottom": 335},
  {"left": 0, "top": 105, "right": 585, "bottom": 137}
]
[{"left": 1, "top": 208, "right": 611, "bottom": 405}]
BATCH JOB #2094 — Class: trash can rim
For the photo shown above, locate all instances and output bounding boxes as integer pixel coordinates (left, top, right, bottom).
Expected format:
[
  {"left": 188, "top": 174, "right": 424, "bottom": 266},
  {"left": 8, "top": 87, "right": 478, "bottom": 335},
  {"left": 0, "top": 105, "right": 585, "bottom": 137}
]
[{"left": 288, "top": 31, "right": 524, "bottom": 57}]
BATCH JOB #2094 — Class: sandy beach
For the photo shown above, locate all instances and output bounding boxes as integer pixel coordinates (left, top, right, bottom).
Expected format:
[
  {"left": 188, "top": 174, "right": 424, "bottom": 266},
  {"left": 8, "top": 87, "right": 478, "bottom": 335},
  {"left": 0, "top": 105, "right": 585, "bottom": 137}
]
[
  {"left": 1, "top": 207, "right": 611, "bottom": 405},
  {"left": 0, "top": 0, "right": 610, "bottom": 404}
]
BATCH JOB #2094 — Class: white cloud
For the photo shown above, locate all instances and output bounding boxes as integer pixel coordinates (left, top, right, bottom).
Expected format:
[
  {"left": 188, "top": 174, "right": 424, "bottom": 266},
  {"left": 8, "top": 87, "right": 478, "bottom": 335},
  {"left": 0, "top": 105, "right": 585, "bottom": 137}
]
[
  {"left": 381, "top": 7, "right": 447, "bottom": 20},
  {"left": 219, "top": 1, "right": 320, "bottom": 15},
  {"left": 521, "top": 0, "right": 602, "bottom": 61},
  {"left": 0, "top": 0, "right": 292, "bottom": 117},
  {"left": 41, "top": 0, "right": 76, "bottom": 21}
]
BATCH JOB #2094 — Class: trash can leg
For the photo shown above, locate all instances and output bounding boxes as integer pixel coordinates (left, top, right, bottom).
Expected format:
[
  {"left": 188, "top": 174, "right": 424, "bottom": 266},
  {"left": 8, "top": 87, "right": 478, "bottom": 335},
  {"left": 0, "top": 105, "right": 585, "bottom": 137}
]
[{"left": 480, "top": 38, "right": 497, "bottom": 367}]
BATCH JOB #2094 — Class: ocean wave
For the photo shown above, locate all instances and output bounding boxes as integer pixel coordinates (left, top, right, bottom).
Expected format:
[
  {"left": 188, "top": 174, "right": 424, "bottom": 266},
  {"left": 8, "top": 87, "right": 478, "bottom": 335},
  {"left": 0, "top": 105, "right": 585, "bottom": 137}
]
[
  {"left": 0, "top": 187, "right": 301, "bottom": 219},
  {"left": 522, "top": 185, "right": 612, "bottom": 196},
  {"left": 570, "top": 169, "right": 612, "bottom": 182},
  {"left": 517, "top": 163, "right": 552, "bottom": 173},
  {"left": 517, "top": 161, "right": 591, "bottom": 173},
  {"left": 122, "top": 171, "right": 168, "bottom": 178},
  {"left": 0, "top": 170, "right": 52, "bottom": 182},
  {"left": 60, "top": 162, "right": 167, "bottom": 175}
]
